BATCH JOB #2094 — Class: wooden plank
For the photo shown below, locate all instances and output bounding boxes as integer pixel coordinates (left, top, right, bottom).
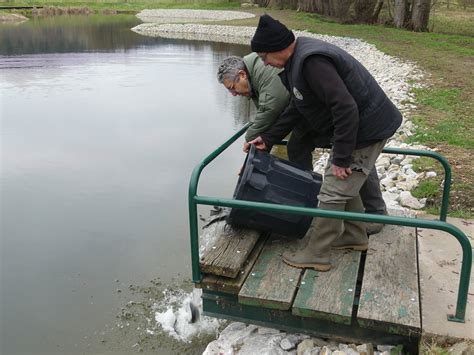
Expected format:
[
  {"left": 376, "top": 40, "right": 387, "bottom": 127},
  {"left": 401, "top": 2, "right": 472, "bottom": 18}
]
[
  {"left": 199, "top": 235, "right": 268, "bottom": 294},
  {"left": 199, "top": 223, "right": 261, "bottom": 278},
  {"left": 238, "top": 236, "right": 303, "bottom": 310},
  {"left": 292, "top": 250, "right": 361, "bottom": 325},
  {"left": 357, "top": 225, "right": 421, "bottom": 336}
]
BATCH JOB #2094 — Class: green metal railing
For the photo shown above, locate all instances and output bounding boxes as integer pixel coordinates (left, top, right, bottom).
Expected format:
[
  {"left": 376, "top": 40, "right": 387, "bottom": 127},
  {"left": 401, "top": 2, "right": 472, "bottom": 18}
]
[{"left": 188, "top": 122, "right": 471, "bottom": 323}]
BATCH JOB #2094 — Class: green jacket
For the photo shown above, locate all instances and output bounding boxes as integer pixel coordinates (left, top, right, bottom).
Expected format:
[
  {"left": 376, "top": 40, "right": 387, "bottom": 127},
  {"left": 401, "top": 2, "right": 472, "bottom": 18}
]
[{"left": 243, "top": 53, "right": 290, "bottom": 141}]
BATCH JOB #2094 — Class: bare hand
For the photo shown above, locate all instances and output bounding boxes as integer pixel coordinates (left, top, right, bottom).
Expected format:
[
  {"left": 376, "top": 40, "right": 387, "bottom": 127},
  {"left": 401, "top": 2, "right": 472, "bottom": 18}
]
[
  {"left": 332, "top": 164, "right": 352, "bottom": 180},
  {"left": 243, "top": 136, "right": 267, "bottom": 152}
]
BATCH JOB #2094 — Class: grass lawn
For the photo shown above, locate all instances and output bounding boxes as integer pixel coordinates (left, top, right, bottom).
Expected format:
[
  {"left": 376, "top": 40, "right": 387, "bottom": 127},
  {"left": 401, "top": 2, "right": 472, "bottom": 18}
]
[{"left": 2, "top": 1, "right": 473, "bottom": 217}]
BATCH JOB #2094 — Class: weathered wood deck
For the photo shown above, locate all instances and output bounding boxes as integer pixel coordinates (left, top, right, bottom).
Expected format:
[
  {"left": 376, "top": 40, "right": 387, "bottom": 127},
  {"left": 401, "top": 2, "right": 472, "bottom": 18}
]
[{"left": 198, "top": 220, "right": 421, "bottom": 348}]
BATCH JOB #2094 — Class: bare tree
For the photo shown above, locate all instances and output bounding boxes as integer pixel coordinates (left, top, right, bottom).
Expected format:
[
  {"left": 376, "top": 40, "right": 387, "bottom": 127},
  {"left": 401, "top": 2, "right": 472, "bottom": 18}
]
[
  {"left": 409, "top": 0, "right": 431, "bottom": 31},
  {"left": 372, "top": 0, "right": 385, "bottom": 23},
  {"left": 354, "top": 0, "right": 378, "bottom": 22},
  {"left": 393, "top": 0, "right": 408, "bottom": 27}
]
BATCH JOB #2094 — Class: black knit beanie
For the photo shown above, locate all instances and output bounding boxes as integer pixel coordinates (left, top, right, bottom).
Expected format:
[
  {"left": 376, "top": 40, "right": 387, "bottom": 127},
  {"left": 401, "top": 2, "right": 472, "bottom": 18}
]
[{"left": 251, "top": 14, "right": 295, "bottom": 53}]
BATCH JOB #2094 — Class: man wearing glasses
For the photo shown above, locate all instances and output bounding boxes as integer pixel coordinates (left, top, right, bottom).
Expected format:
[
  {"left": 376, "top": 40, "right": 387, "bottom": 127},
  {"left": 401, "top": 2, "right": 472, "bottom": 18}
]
[{"left": 217, "top": 53, "right": 290, "bottom": 143}]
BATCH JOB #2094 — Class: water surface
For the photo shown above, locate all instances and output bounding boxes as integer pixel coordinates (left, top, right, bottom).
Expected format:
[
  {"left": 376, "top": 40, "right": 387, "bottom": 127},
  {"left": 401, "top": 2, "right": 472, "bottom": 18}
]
[{"left": 0, "top": 14, "right": 252, "bottom": 354}]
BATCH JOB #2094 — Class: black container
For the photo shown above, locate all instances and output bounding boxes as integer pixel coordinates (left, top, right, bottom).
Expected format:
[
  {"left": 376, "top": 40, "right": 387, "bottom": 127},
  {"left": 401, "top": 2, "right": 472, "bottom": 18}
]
[{"left": 227, "top": 145, "right": 322, "bottom": 239}]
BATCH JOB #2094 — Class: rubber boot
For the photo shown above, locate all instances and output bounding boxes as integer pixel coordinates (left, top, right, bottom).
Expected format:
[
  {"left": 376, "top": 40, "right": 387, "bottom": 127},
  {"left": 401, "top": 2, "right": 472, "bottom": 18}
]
[
  {"left": 282, "top": 202, "right": 345, "bottom": 272},
  {"left": 332, "top": 196, "right": 368, "bottom": 251}
]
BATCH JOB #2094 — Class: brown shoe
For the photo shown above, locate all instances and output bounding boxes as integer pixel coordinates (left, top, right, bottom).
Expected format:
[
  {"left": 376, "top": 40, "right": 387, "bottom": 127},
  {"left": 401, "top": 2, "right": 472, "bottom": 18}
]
[{"left": 282, "top": 250, "right": 331, "bottom": 271}]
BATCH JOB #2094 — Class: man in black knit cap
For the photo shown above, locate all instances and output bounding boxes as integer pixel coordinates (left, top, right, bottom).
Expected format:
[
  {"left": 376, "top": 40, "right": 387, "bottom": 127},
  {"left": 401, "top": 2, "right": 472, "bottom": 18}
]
[{"left": 245, "top": 14, "right": 402, "bottom": 271}]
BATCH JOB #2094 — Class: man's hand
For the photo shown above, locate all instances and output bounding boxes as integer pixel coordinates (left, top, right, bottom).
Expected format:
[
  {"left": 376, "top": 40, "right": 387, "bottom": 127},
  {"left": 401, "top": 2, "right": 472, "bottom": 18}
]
[
  {"left": 332, "top": 164, "right": 352, "bottom": 180},
  {"left": 243, "top": 136, "right": 267, "bottom": 152}
]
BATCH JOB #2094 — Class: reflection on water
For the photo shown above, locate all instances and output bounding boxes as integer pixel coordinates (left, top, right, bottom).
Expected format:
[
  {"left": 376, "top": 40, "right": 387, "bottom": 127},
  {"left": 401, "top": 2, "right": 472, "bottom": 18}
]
[{"left": 0, "top": 14, "right": 254, "bottom": 355}]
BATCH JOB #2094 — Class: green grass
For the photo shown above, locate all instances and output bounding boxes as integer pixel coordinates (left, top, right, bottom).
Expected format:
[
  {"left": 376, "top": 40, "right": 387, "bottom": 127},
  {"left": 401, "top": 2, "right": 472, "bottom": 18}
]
[
  {"left": 412, "top": 180, "right": 440, "bottom": 199},
  {"left": 412, "top": 157, "right": 436, "bottom": 172},
  {"left": 406, "top": 86, "right": 474, "bottom": 149},
  {"left": 424, "top": 206, "right": 473, "bottom": 219}
]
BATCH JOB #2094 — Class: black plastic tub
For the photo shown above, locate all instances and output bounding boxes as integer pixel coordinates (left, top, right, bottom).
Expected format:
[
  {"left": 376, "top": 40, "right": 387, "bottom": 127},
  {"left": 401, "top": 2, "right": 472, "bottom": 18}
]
[{"left": 227, "top": 145, "right": 322, "bottom": 239}]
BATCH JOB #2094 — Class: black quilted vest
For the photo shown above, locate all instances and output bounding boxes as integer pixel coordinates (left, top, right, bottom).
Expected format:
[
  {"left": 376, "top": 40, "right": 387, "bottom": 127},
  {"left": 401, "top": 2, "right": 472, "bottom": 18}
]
[{"left": 280, "top": 37, "right": 402, "bottom": 147}]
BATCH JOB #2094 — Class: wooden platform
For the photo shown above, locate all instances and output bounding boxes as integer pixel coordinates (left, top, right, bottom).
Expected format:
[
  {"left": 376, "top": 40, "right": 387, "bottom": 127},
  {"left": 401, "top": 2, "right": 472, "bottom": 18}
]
[{"left": 198, "top": 221, "right": 421, "bottom": 344}]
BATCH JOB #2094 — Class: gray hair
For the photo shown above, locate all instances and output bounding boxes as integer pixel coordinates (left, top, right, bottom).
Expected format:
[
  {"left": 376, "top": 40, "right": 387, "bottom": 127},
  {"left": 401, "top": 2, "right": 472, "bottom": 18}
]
[{"left": 217, "top": 56, "right": 245, "bottom": 84}]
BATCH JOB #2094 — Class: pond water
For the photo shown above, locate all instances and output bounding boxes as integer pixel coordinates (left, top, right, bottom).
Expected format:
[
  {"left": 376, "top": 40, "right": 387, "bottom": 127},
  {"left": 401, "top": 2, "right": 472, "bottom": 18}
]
[{"left": 0, "top": 14, "right": 252, "bottom": 354}]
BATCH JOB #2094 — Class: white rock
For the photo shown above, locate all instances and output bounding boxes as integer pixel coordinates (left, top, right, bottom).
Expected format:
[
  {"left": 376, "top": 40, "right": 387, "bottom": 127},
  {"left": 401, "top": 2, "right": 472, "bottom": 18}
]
[
  {"left": 405, "top": 168, "right": 418, "bottom": 178},
  {"left": 304, "top": 348, "right": 321, "bottom": 355},
  {"left": 387, "top": 171, "right": 399, "bottom": 180},
  {"left": 383, "top": 191, "right": 400, "bottom": 203},
  {"left": 297, "top": 339, "right": 316, "bottom": 355},
  {"left": 376, "top": 157, "right": 391, "bottom": 169},
  {"left": 396, "top": 178, "right": 418, "bottom": 191},
  {"left": 400, "top": 191, "right": 423, "bottom": 209},
  {"left": 387, "top": 187, "right": 399, "bottom": 193},
  {"left": 426, "top": 171, "right": 437, "bottom": 178},
  {"left": 280, "top": 334, "right": 304, "bottom": 351},
  {"left": 380, "top": 177, "right": 395, "bottom": 188},
  {"left": 391, "top": 155, "right": 405, "bottom": 164},
  {"left": 356, "top": 343, "right": 374, "bottom": 355}
]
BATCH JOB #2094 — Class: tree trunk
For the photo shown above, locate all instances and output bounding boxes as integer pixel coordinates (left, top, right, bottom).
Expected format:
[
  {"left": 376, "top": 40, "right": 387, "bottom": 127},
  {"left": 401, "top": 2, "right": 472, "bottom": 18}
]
[
  {"left": 331, "top": 0, "right": 354, "bottom": 21},
  {"left": 354, "top": 0, "right": 378, "bottom": 23},
  {"left": 372, "top": 0, "right": 384, "bottom": 23},
  {"left": 297, "top": 0, "right": 332, "bottom": 15},
  {"left": 410, "top": 0, "right": 431, "bottom": 31},
  {"left": 393, "top": 0, "right": 408, "bottom": 27}
]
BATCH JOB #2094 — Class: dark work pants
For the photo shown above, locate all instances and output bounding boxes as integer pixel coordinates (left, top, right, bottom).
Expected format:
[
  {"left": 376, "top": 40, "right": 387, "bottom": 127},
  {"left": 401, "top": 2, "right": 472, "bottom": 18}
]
[{"left": 287, "top": 133, "right": 387, "bottom": 215}]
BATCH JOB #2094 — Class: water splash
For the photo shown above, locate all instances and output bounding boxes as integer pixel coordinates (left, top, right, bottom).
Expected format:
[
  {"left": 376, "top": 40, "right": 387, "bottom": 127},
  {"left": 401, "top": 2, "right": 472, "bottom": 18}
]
[{"left": 150, "top": 288, "right": 224, "bottom": 343}]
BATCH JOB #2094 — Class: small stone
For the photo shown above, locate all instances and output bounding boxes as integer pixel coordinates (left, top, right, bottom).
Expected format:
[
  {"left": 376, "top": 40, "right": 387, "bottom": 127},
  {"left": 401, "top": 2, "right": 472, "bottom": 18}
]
[
  {"left": 400, "top": 191, "right": 423, "bottom": 209},
  {"left": 281, "top": 338, "right": 295, "bottom": 351},
  {"left": 304, "top": 348, "right": 321, "bottom": 355},
  {"left": 426, "top": 171, "right": 437, "bottom": 178},
  {"left": 380, "top": 177, "right": 395, "bottom": 188},
  {"left": 388, "top": 171, "right": 399, "bottom": 180},
  {"left": 377, "top": 157, "right": 391, "bottom": 169},
  {"left": 391, "top": 155, "right": 404, "bottom": 164},
  {"left": 333, "top": 351, "right": 347, "bottom": 355},
  {"left": 297, "top": 339, "right": 316, "bottom": 355},
  {"left": 356, "top": 343, "right": 374, "bottom": 355}
]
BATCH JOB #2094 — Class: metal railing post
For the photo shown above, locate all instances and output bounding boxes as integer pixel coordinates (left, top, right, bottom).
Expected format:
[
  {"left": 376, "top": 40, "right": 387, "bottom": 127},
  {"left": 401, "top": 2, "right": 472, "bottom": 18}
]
[{"left": 188, "top": 123, "right": 251, "bottom": 283}]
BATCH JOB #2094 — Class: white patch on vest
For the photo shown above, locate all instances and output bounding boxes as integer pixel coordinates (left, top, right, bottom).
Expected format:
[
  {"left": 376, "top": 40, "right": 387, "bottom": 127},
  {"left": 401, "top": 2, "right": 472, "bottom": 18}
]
[{"left": 293, "top": 87, "right": 303, "bottom": 100}]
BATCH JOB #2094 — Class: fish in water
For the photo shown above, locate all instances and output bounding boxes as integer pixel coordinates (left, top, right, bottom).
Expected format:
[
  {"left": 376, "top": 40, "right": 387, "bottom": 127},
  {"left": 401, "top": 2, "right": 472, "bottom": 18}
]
[
  {"left": 189, "top": 301, "right": 200, "bottom": 324},
  {"left": 202, "top": 207, "right": 231, "bottom": 228}
]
